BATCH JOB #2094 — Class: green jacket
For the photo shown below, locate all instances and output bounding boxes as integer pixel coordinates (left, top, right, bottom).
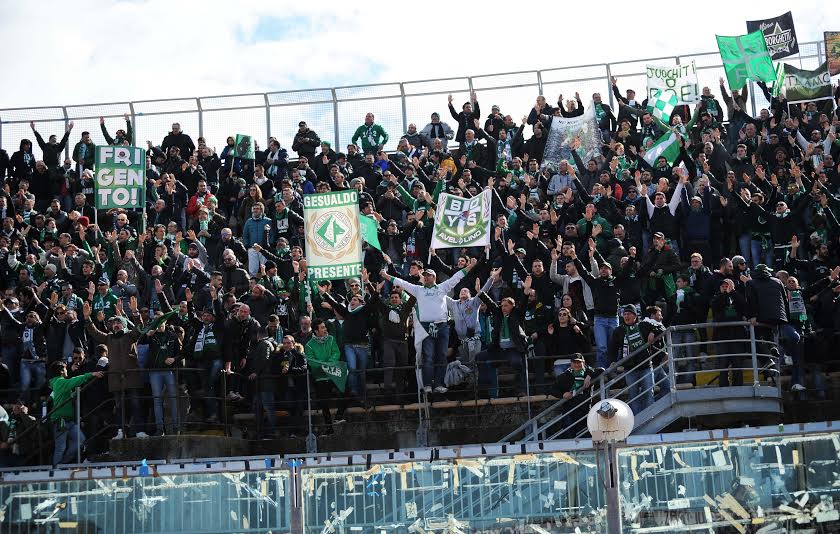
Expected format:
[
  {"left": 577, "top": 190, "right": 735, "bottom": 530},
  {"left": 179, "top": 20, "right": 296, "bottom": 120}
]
[
  {"left": 351, "top": 123, "right": 389, "bottom": 152},
  {"left": 49, "top": 373, "right": 94, "bottom": 422},
  {"left": 304, "top": 335, "right": 340, "bottom": 381},
  {"left": 576, "top": 215, "right": 614, "bottom": 253}
]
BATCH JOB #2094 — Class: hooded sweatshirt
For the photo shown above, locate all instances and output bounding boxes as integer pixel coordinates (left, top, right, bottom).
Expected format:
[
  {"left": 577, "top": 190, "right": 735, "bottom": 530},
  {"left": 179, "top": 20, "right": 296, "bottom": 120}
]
[{"left": 49, "top": 373, "right": 94, "bottom": 422}]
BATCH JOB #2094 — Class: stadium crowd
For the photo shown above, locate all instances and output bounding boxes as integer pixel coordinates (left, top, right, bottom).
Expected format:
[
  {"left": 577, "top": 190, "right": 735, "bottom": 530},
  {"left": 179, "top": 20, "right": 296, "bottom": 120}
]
[{"left": 0, "top": 76, "right": 839, "bottom": 466}]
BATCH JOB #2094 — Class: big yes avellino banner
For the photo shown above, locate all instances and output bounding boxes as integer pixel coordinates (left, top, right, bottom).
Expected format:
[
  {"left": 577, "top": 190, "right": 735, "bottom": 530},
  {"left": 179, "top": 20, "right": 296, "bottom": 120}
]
[{"left": 95, "top": 145, "right": 146, "bottom": 209}]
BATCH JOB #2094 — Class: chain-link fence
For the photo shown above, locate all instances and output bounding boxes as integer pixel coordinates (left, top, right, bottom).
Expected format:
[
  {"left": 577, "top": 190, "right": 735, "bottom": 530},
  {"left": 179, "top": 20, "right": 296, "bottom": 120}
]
[{"left": 0, "top": 40, "right": 827, "bottom": 162}]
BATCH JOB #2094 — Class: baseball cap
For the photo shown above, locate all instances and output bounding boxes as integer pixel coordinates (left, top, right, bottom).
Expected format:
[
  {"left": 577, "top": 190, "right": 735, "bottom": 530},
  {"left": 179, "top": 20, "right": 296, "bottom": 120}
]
[{"left": 421, "top": 268, "right": 436, "bottom": 277}]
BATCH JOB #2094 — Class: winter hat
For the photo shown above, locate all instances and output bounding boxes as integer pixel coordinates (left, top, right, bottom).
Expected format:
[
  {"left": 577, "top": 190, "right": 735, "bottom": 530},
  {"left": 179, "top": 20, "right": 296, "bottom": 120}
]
[
  {"left": 731, "top": 255, "right": 746, "bottom": 268},
  {"left": 753, "top": 264, "right": 772, "bottom": 278},
  {"left": 621, "top": 304, "right": 638, "bottom": 315}
]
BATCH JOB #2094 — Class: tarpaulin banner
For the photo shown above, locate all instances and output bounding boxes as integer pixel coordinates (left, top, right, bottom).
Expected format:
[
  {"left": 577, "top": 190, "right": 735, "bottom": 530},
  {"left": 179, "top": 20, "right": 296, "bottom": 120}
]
[
  {"left": 303, "top": 191, "right": 362, "bottom": 280},
  {"left": 646, "top": 61, "right": 699, "bottom": 104},
  {"left": 430, "top": 190, "right": 492, "bottom": 249},
  {"left": 95, "top": 145, "right": 146, "bottom": 209},
  {"left": 541, "top": 106, "right": 602, "bottom": 172},
  {"left": 783, "top": 61, "right": 833, "bottom": 104}
]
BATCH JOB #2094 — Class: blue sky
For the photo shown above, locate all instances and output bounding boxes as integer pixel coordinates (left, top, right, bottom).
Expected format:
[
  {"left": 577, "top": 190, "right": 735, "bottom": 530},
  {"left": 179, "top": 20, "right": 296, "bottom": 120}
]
[{"left": 2, "top": 0, "right": 837, "bottom": 109}]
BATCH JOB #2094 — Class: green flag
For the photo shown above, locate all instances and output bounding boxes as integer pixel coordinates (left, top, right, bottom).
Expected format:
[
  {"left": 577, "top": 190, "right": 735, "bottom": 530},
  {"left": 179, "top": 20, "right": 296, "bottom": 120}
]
[
  {"left": 643, "top": 132, "right": 681, "bottom": 167},
  {"left": 716, "top": 31, "right": 775, "bottom": 90},
  {"left": 94, "top": 145, "right": 146, "bottom": 209},
  {"left": 308, "top": 359, "right": 348, "bottom": 392},
  {"left": 771, "top": 63, "right": 786, "bottom": 98},
  {"left": 141, "top": 309, "right": 179, "bottom": 334},
  {"left": 234, "top": 134, "right": 256, "bottom": 160},
  {"left": 358, "top": 214, "right": 382, "bottom": 251},
  {"left": 646, "top": 89, "right": 679, "bottom": 124}
]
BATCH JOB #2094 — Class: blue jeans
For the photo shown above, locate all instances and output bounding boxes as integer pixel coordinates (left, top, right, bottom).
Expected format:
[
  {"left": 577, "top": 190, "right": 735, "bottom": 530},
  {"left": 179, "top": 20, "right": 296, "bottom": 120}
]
[
  {"left": 344, "top": 345, "right": 369, "bottom": 397},
  {"left": 201, "top": 359, "right": 224, "bottom": 419},
  {"left": 750, "top": 239, "right": 774, "bottom": 269},
  {"left": 652, "top": 362, "right": 671, "bottom": 399},
  {"left": 738, "top": 233, "right": 753, "bottom": 268},
  {"left": 625, "top": 364, "right": 654, "bottom": 415},
  {"left": 593, "top": 316, "right": 618, "bottom": 369},
  {"left": 421, "top": 323, "right": 450, "bottom": 389},
  {"left": 476, "top": 348, "right": 526, "bottom": 398},
  {"left": 136, "top": 344, "right": 151, "bottom": 384},
  {"left": 20, "top": 360, "right": 46, "bottom": 402},
  {"left": 53, "top": 420, "right": 84, "bottom": 465},
  {"left": 670, "top": 330, "right": 697, "bottom": 384},
  {"left": 777, "top": 324, "right": 803, "bottom": 384},
  {"left": 149, "top": 370, "right": 178, "bottom": 433}
]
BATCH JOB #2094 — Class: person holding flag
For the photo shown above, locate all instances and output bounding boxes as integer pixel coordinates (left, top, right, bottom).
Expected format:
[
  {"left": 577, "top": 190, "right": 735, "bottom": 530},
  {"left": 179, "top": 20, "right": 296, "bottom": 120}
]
[
  {"left": 142, "top": 308, "right": 182, "bottom": 436},
  {"left": 380, "top": 256, "right": 480, "bottom": 394},
  {"left": 305, "top": 318, "right": 347, "bottom": 433}
]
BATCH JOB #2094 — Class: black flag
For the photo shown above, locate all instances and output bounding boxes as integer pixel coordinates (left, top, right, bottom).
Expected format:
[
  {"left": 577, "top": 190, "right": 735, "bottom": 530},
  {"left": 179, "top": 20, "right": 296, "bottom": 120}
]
[{"left": 747, "top": 11, "right": 799, "bottom": 60}]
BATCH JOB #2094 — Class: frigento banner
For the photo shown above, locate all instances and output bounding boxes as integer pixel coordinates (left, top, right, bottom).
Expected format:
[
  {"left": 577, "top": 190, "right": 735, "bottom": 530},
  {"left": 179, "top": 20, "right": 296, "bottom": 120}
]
[
  {"left": 95, "top": 145, "right": 146, "bottom": 209},
  {"left": 646, "top": 61, "right": 700, "bottom": 104},
  {"left": 303, "top": 190, "right": 362, "bottom": 281},
  {"left": 747, "top": 11, "right": 799, "bottom": 60},
  {"left": 784, "top": 62, "right": 834, "bottom": 104}
]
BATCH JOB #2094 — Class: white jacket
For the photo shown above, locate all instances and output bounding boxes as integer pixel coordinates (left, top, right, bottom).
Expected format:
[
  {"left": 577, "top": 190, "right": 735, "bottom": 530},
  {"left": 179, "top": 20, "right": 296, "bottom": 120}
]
[
  {"left": 549, "top": 257, "right": 599, "bottom": 311},
  {"left": 394, "top": 269, "right": 466, "bottom": 323}
]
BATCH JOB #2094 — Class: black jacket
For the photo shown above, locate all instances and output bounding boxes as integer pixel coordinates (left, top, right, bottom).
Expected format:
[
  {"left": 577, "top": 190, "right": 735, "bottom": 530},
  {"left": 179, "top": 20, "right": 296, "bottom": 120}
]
[
  {"left": 745, "top": 274, "right": 788, "bottom": 325},
  {"left": 607, "top": 319, "right": 655, "bottom": 367},
  {"left": 9, "top": 140, "right": 35, "bottom": 180},
  {"left": 34, "top": 130, "right": 70, "bottom": 168},
  {"left": 292, "top": 130, "right": 321, "bottom": 160},
  {"left": 574, "top": 257, "right": 620, "bottom": 317},
  {"left": 448, "top": 101, "right": 481, "bottom": 144},
  {"left": 161, "top": 131, "right": 196, "bottom": 159},
  {"left": 478, "top": 291, "right": 528, "bottom": 352}
]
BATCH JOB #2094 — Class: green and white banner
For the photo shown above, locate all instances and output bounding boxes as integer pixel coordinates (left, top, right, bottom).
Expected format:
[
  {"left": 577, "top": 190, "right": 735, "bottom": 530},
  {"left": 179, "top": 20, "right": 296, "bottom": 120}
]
[
  {"left": 95, "top": 145, "right": 146, "bottom": 209},
  {"left": 643, "top": 132, "right": 681, "bottom": 167},
  {"left": 647, "top": 89, "right": 679, "bottom": 124},
  {"left": 646, "top": 61, "right": 699, "bottom": 104},
  {"left": 309, "top": 359, "right": 348, "bottom": 392},
  {"left": 234, "top": 134, "right": 256, "bottom": 160},
  {"left": 716, "top": 31, "right": 775, "bottom": 90},
  {"left": 783, "top": 61, "right": 833, "bottom": 104},
  {"left": 303, "top": 191, "right": 362, "bottom": 280},
  {"left": 430, "top": 190, "right": 492, "bottom": 249}
]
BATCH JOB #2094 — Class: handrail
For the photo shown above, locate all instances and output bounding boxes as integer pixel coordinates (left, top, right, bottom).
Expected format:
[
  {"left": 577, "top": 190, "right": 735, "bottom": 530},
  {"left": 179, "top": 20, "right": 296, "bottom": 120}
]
[{"left": 498, "top": 321, "right": 780, "bottom": 443}]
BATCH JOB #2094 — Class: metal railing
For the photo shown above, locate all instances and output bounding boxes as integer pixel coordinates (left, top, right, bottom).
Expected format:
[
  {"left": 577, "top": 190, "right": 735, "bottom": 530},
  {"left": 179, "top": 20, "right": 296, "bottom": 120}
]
[
  {"left": 0, "top": 41, "right": 826, "bottom": 163},
  {"left": 4, "top": 319, "right": 794, "bottom": 468},
  {"left": 500, "top": 321, "right": 787, "bottom": 443}
]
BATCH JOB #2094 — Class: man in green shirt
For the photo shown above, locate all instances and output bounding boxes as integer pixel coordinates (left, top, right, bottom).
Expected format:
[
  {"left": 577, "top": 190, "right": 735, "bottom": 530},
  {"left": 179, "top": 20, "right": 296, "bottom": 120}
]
[
  {"left": 90, "top": 278, "right": 119, "bottom": 319},
  {"left": 351, "top": 113, "right": 389, "bottom": 155},
  {"left": 48, "top": 360, "right": 104, "bottom": 465},
  {"left": 304, "top": 319, "right": 346, "bottom": 431}
]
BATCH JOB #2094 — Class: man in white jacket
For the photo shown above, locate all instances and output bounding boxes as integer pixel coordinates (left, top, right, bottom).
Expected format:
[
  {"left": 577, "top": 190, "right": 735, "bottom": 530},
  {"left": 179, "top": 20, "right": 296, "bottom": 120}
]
[{"left": 381, "top": 257, "right": 478, "bottom": 393}]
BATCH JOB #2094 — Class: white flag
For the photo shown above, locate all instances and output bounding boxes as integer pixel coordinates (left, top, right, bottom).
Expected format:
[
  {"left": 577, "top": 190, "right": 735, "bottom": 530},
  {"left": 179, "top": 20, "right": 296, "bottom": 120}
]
[{"left": 430, "top": 190, "right": 492, "bottom": 249}]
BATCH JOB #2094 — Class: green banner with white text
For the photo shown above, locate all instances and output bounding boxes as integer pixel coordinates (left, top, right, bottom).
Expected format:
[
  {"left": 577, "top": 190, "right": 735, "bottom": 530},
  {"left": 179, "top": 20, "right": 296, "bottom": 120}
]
[{"left": 95, "top": 145, "right": 146, "bottom": 209}]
